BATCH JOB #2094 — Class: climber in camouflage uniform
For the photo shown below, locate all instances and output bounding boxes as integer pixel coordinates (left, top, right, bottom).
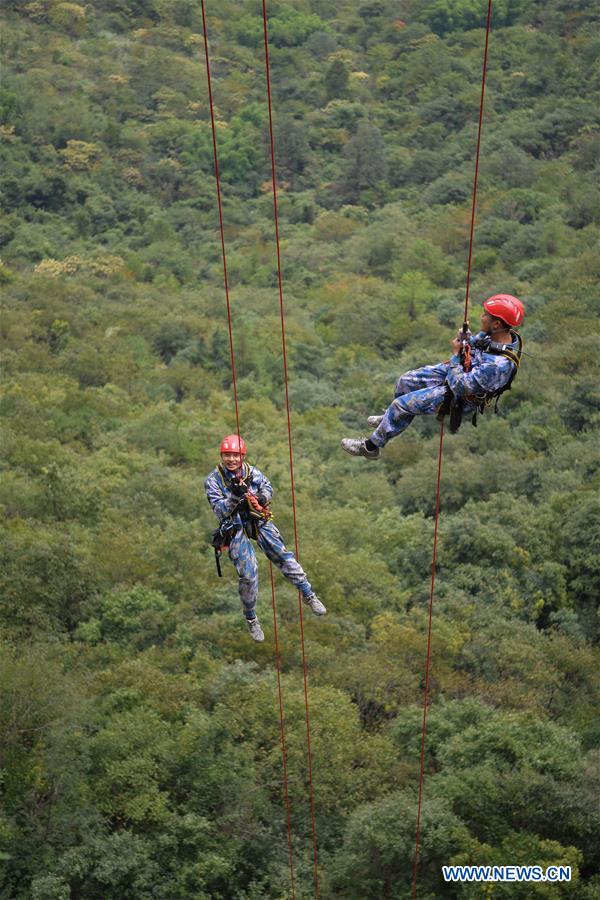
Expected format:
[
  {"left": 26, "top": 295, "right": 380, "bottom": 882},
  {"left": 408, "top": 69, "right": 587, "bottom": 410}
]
[
  {"left": 205, "top": 434, "right": 326, "bottom": 642},
  {"left": 341, "top": 294, "right": 524, "bottom": 459}
]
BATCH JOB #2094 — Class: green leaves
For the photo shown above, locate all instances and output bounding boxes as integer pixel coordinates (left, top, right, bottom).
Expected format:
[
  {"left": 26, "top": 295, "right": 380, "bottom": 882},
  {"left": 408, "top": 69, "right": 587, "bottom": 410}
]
[
  {"left": 1, "top": 0, "right": 599, "bottom": 896},
  {"left": 414, "top": 0, "right": 532, "bottom": 36},
  {"left": 235, "top": 6, "right": 327, "bottom": 49}
]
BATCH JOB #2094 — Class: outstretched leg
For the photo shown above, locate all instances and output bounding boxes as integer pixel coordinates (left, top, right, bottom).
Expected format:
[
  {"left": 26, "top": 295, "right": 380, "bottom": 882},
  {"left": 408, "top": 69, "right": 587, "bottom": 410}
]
[
  {"left": 342, "top": 362, "right": 450, "bottom": 457},
  {"left": 256, "top": 521, "right": 312, "bottom": 596},
  {"left": 369, "top": 382, "right": 448, "bottom": 448},
  {"left": 256, "top": 522, "right": 326, "bottom": 614}
]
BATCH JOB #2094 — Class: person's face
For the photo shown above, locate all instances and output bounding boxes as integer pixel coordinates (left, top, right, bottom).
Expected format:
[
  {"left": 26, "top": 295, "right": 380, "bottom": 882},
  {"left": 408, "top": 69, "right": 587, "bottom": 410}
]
[
  {"left": 480, "top": 309, "right": 502, "bottom": 333},
  {"left": 221, "top": 451, "right": 244, "bottom": 471}
]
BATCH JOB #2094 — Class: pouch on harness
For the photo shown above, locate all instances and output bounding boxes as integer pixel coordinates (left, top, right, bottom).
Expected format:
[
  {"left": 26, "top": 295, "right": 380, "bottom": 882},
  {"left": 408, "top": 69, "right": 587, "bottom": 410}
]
[
  {"left": 437, "top": 331, "right": 523, "bottom": 434},
  {"left": 211, "top": 522, "right": 235, "bottom": 578}
]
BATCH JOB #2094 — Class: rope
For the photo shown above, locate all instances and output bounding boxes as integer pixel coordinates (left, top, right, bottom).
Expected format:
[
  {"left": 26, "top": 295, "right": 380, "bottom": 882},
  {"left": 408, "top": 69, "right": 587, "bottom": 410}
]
[
  {"left": 200, "top": 4, "right": 296, "bottom": 893},
  {"left": 200, "top": 0, "right": 241, "bottom": 442},
  {"left": 269, "top": 562, "right": 296, "bottom": 899},
  {"left": 261, "top": 2, "right": 320, "bottom": 895},
  {"left": 411, "top": 3, "right": 493, "bottom": 897},
  {"left": 463, "top": 0, "right": 493, "bottom": 327},
  {"left": 411, "top": 421, "right": 444, "bottom": 898}
]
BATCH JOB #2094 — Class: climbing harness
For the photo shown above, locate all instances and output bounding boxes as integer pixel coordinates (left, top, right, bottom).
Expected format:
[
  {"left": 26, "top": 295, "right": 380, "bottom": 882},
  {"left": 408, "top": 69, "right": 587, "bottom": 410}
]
[
  {"left": 470, "top": 330, "right": 523, "bottom": 424},
  {"left": 436, "top": 330, "right": 523, "bottom": 433},
  {"left": 219, "top": 461, "right": 273, "bottom": 524}
]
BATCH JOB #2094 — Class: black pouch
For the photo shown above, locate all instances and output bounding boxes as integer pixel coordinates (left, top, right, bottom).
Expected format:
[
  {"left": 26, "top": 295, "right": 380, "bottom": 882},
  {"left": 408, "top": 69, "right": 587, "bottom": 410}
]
[
  {"left": 437, "top": 388, "right": 464, "bottom": 434},
  {"left": 211, "top": 523, "right": 235, "bottom": 551},
  {"left": 211, "top": 524, "right": 235, "bottom": 577}
]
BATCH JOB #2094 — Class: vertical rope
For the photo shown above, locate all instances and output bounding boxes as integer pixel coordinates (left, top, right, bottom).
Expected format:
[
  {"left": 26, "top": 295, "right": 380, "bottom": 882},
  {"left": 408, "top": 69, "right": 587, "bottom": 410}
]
[
  {"left": 411, "top": 421, "right": 444, "bottom": 899},
  {"left": 463, "top": 0, "right": 493, "bottom": 326},
  {"left": 269, "top": 562, "right": 296, "bottom": 899},
  {"left": 200, "top": 0, "right": 240, "bottom": 441},
  {"left": 411, "top": 3, "right": 493, "bottom": 896},
  {"left": 261, "top": 2, "right": 320, "bottom": 895},
  {"left": 200, "top": 4, "right": 296, "bottom": 893}
]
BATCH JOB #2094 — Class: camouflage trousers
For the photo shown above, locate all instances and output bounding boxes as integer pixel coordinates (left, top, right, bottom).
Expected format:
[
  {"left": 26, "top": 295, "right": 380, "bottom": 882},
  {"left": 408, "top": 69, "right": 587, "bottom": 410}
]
[
  {"left": 369, "top": 363, "right": 476, "bottom": 447},
  {"left": 227, "top": 520, "right": 312, "bottom": 620}
]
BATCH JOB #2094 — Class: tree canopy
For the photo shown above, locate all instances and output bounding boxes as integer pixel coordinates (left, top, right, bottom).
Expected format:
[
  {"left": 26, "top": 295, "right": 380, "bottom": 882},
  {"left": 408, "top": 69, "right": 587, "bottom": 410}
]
[{"left": 1, "top": 0, "right": 599, "bottom": 897}]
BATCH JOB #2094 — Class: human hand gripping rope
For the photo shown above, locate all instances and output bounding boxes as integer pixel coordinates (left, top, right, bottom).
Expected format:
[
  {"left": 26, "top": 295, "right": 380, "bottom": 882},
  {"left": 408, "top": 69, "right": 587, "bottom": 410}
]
[
  {"left": 230, "top": 468, "right": 273, "bottom": 520},
  {"left": 457, "top": 322, "right": 473, "bottom": 372},
  {"left": 246, "top": 489, "right": 273, "bottom": 521}
]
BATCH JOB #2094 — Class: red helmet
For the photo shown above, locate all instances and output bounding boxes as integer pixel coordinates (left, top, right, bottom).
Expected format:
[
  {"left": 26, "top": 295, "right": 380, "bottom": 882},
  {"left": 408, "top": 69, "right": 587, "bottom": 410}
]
[
  {"left": 483, "top": 294, "right": 524, "bottom": 328},
  {"left": 220, "top": 434, "right": 247, "bottom": 456}
]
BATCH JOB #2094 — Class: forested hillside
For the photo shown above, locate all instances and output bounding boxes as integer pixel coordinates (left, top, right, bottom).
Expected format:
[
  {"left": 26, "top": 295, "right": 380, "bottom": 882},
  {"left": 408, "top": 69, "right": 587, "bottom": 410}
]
[{"left": 1, "top": 0, "right": 599, "bottom": 897}]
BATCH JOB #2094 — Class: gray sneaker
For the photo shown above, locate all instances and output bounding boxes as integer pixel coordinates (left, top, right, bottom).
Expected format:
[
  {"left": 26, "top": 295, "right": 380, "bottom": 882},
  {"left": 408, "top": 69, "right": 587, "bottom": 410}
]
[
  {"left": 340, "top": 438, "right": 380, "bottom": 459},
  {"left": 367, "top": 414, "right": 384, "bottom": 427},
  {"left": 303, "top": 592, "right": 326, "bottom": 616},
  {"left": 247, "top": 617, "right": 265, "bottom": 642}
]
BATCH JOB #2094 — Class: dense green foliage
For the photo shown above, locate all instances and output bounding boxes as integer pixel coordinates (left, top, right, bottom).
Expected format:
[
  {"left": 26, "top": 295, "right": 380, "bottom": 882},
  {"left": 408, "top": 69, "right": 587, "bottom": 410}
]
[{"left": 1, "top": 0, "right": 599, "bottom": 897}]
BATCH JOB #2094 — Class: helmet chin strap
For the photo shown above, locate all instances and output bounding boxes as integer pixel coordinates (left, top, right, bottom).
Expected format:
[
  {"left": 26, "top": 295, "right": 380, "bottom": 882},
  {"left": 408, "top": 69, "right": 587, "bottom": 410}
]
[{"left": 490, "top": 319, "right": 511, "bottom": 338}]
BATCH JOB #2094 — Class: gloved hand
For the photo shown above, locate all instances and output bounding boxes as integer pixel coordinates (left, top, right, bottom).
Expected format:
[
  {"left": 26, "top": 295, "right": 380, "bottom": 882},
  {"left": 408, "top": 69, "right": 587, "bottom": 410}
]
[
  {"left": 473, "top": 333, "right": 491, "bottom": 351},
  {"left": 247, "top": 491, "right": 272, "bottom": 519},
  {"left": 246, "top": 491, "right": 262, "bottom": 511},
  {"left": 230, "top": 478, "right": 249, "bottom": 498}
]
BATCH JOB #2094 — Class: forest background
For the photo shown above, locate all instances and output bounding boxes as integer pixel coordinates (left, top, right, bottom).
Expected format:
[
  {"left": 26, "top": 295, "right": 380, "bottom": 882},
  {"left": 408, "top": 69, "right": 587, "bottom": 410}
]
[{"left": 1, "top": 0, "right": 599, "bottom": 898}]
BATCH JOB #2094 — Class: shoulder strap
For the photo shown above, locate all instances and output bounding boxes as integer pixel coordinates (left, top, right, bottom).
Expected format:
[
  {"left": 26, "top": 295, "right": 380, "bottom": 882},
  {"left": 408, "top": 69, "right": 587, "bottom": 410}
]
[
  {"left": 485, "top": 331, "right": 522, "bottom": 362},
  {"left": 217, "top": 461, "right": 250, "bottom": 483},
  {"left": 496, "top": 331, "right": 522, "bottom": 390},
  {"left": 470, "top": 332, "right": 524, "bottom": 425}
]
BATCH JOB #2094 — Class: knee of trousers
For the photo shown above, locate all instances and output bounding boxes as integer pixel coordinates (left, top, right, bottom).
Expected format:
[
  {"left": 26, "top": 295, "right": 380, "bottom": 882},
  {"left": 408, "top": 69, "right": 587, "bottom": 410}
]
[
  {"left": 238, "top": 573, "right": 258, "bottom": 602},
  {"left": 236, "top": 556, "right": 258, "bottom": 583},
  {"left": 395, "top": 374, "right": 412, "bottom": 396},
  {"left": 389, "top": 395, "right": 414, "bottom": 421},
  {"left": 279, "top": 558, "right": 306, "bottom": 581}
]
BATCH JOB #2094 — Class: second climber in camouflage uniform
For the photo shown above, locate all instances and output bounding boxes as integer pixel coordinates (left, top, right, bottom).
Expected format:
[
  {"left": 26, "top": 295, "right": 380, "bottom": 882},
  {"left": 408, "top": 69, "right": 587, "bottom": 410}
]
[
  {"left": 341, "top": 294, "right": 524, "bottom": 459},
  {"left": 205, "top": 434, "right": 326, "bottom": 642}
]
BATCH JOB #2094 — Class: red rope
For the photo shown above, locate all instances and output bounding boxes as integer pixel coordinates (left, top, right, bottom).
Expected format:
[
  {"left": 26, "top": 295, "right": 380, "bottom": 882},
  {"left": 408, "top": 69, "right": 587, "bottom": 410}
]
[
  {"left": 261, "top": 2, "right": 320, "bottom": 895},
  {"left": 269, "top": 562, "right": 296, "bottom": 899},
  {"left": 463, "top": 0, "right": 493, "bottom": 326},
  {"left": 200, "top": 0, "right": 240, "bottom": 441},
  {"left": 411, "top": 421, "right": 444, "bottom": 898},
  {"left": 200, "top": 4, "right": 296, "bottom": 893},
  {"left": 411, "top": 4, "right": 493, "bottom": 897}
]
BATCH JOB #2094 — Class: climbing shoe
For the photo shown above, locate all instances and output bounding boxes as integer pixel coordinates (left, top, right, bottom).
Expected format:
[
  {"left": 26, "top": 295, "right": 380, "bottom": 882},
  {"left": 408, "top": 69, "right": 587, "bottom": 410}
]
[
  {"left": 247, "top": 617, "right": 265, "bottom": 642},
  {"left": 367, "top": 414, "right": 384, "bottom": 427},
  {"left": 303, "top": 593, "right": 326, "bottom": 616},
  {"left": 340, "top": 438, "right": 380, "bottom": 459}
]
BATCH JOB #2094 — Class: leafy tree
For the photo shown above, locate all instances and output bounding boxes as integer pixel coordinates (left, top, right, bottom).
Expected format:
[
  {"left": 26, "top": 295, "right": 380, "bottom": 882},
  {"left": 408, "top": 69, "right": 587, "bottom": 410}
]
[
  {"left": 553, "top": 493, "right": 600, "bottom": 642},
  {"left": 325, "top": 57, "right": 350, "bottom": 100},
  {"left": 333, "top": 121, "right": 387, "bottom": 205},
  {"left": 331, "top": 792, "right": 471, "bottom": 898},
  {"left": 412, "top": 0, "right": 534, "bottom": 36}
]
